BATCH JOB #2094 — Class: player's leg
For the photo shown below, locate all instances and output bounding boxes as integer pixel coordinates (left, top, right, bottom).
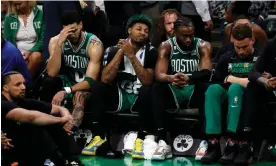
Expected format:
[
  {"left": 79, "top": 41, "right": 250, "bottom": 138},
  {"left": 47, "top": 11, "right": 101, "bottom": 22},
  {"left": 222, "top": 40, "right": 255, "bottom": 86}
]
[
  {"left": 220, "top": 83, "right": 244, "bottom": 165},
  {"left": 150, "top": 83, "right": 180, "bottom": 160},
  {"left": 39, "top": 76, "right": 63, "bottom": 103},
  {"left": 200, "top": 84, "right": 227, "bottom": 164},
  {"left": 81, "top": 82, "right": 119, "bottom": 156},
  {"left": 235, "top": 82, "right": 274, "bottom": 165}
]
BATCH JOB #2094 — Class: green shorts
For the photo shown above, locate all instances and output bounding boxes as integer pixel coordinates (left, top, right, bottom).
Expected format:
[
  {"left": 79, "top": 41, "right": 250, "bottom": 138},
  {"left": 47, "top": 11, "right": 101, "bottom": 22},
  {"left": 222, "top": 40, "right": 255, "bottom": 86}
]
[
  {"left": 168, "top": 84, "right": 195, "bottom": 109},
  {"left": 115, "top": 88, "right": 138, "bottom": 113}
]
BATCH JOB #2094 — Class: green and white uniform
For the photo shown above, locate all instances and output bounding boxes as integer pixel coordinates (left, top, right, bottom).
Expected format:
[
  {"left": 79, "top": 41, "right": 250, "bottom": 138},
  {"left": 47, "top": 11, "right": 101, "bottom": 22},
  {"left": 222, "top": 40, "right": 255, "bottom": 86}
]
[
  {"left": 59, "top": 32, "right": 99, "bottom": 99},
  {"left": 103, "top": 44, "right": 156, "bottom": 112},
  {"left": 167, "top": 37, "right": 202, "bottom": 108}
]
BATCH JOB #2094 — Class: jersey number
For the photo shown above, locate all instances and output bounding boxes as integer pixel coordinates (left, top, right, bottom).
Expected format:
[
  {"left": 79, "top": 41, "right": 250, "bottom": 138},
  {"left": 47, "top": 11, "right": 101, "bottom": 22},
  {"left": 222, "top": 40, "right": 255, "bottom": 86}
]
[{"left": 75, "top": 72, "right": 85, "bottom": 82}]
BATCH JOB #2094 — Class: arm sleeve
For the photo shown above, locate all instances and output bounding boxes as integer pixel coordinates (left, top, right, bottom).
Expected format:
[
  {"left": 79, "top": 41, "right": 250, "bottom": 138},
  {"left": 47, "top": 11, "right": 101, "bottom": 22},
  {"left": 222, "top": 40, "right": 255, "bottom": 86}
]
[
  {"left": 4, "top": 16, "right": 13, "bottom": 43},
  {"left": 213, "top": 53, "right": 230, "bottom": 83},
  {"left": 102, "top": 46, "right": 119, "bottom": 67},
  {"left": 29, "top": 10, "right": 44, "bottom": 52},
  {"left": 248, "top": 48, "right": 268, "bottom": 82},
  {"left": 192, "top": 0, "right": 211, "bottom": 22}
]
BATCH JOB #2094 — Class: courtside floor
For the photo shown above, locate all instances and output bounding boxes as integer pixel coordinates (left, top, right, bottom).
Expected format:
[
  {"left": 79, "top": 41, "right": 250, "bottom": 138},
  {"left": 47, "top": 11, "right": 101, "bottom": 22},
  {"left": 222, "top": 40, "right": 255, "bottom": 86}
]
[{"left": 80, "top": 156, "right": 276, "bottom": 166}]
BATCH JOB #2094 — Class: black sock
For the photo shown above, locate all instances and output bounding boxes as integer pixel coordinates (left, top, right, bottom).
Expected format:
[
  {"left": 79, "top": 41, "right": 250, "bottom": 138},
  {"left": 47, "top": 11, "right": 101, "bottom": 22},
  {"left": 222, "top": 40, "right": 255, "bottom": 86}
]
[
  {"left": 137, "top": 130, "right": 147, "bottom": 140},
  {"left": 206, "top": 134, "right": 220, "bottom": 141},
  {"left": 156, "top": 128, "right": 167, "bottom": 142},
  {"left": 227, "top": 131, "right": 238, "bottom": 141},
  {"left": 241, "top": 127, "right": 252, "bottom": 143},
  {"left": 92, "top": 121, "right": 105, "bottom": 139}
]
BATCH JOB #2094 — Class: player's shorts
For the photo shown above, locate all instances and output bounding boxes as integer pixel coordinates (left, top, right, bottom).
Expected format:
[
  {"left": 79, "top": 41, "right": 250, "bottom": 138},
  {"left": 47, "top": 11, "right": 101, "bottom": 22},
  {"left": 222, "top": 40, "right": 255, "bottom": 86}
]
[{"left": 168, "top": 84, "right": 195, "bottom": 109}]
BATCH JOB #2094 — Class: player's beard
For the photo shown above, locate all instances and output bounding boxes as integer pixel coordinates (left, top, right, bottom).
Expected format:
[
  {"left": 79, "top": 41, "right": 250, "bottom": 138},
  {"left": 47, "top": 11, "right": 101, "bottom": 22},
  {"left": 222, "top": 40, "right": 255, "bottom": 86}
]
[{"left": 70, "top": 32, "right": 82, "bottom": 45}]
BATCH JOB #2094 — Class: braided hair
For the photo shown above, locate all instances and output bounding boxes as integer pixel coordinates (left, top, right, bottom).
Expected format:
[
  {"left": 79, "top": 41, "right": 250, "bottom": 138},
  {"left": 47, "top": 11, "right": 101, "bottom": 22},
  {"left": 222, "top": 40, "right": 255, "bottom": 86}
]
[{"left": 174, "top": 17, "right": 194, "bottom": 31}]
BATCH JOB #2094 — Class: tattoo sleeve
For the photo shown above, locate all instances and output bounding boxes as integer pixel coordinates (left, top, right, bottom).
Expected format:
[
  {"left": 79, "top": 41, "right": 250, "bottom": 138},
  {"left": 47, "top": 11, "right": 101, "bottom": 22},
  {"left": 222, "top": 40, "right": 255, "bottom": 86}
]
[
  {"left": 128, "top": 56, "right": 153, "bottom": 85},
  {"left": 101, "top": 49, "right": 123, "bottom": 83},
  {"left": 72, "top": 91, "right": 91, "bottom": 127}
]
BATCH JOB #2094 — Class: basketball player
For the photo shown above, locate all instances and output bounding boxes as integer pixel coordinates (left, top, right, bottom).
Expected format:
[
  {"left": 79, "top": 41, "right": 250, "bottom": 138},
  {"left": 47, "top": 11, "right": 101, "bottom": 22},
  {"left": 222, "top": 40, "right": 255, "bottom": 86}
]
[
  {"left": 81, "top": 14, "right": 157, "bottom": 157},
  {"left": 40, "top": 11, "right": 103, "bottom": 132},
  {"left": 201, "top": 24, "right": 261, "bottom": 165},
  {"left": 144, "top": 17, "right": 212, "bottom": 160}
]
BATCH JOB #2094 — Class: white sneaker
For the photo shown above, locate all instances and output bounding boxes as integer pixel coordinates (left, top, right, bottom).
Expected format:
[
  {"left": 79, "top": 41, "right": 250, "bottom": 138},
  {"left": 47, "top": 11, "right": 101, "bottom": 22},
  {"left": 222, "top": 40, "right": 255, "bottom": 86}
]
[
  {"left": 123, "top": 131, "right": 138, "bottom": 154},
  {"left": 152, "top": 140, "right": 173, "bottom": 160},
  {"left": 143, "top": 136, "right": 158, "bottom": 160},
  {"left": 195, "top": 140, "right": 208, "bottom": 161}
]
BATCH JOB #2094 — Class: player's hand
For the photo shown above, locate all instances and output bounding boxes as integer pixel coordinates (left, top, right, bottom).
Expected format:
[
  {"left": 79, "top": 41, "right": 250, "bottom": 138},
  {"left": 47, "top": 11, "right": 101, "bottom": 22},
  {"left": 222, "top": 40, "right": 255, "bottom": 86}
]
[
  {"left": 1, "top": 132, "right": 14, "bottom": 150},
  {"left": 63, "top": 119, "right": 74, "bottom": 135},
  {"left": 172, "top": 73, "right": 188, "bottom": 88},
  {"left": 118, "top": 39, "right": 134, "bottom": 57},
  {"left": 58, "top": 25, "right": 76, "bottom": 45},
  {"left": 52, "top": 91, "right": 66, "bottom": 106},
  {"left": 204, "top": 20, "right": 213, "bottom": 31},
  {"left": 264, "top": 77, "right": 276, "bottom": 90},
  {"left": 262, "top": 72, "right": 272, "bottom": 79},
  {"left": 60, "top": 115, "right": 73, "bottom": 125}
]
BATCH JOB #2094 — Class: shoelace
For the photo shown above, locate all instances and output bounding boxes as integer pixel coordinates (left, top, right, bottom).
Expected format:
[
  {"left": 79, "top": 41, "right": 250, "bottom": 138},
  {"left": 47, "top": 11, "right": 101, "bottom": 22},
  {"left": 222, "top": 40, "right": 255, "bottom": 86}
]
[{"left": 135, "top": 140, "right": 143, "bottom": 152}]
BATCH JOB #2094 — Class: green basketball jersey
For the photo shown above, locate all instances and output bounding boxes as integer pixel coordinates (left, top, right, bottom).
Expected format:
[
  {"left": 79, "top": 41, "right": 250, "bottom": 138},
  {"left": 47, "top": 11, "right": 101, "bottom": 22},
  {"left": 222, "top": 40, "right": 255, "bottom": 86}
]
[
  {"left": 167, "top": 37, "right": 201, "bottom": 76},
  {"left": 60, "top": 32, "right": 96, "bottom": 84}
]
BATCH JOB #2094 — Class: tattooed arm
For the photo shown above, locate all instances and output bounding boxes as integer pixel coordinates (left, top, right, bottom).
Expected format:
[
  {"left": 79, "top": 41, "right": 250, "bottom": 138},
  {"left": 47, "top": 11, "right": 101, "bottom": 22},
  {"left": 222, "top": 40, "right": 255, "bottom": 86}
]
[
  {"left": 127, "top": 53, "right": 155, "bottom": 85},
  {"left": 119, "top": 40, "right": 155, "bottom": 85},
  {"left": 70, "top": 36, "right": 103, "bottom": 92},
  {"left": 101, "top": 48, "right": 124, "bottom": 84}
]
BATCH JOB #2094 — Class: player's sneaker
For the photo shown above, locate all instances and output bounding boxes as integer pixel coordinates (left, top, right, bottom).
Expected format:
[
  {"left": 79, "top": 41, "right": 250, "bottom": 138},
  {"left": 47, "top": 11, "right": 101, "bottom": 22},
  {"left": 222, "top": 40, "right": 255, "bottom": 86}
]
[
  {"left": 152, "top": 140, "right": 173, "bottom": 160},
  {"left": 132, "top": 138, "right": 144, "bottom": 159},
  {"left": 143, "top": 136, "right": 158, "bottom": 160},
  {"left": 195, "top": 140, "right": 208, "bottom": 161},
  {"left": 81, "top": 136, "right": 106, "bottom": 155},
  {"left": 123, "top": 132, "right": 138, "bottom": 154}
]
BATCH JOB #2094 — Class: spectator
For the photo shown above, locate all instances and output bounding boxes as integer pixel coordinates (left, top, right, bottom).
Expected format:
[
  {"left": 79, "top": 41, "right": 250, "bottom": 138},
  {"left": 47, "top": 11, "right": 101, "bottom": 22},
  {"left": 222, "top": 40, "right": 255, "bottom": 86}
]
[
  {"left": 151, "top": 9, "right": 182, "bottom": 48},
  {"left": 149, "top": 17, "right": 212, "bottom": 161},
  {"left": 238, "top": 37, "right": 276, "bottom": 165},
  {"left": 201, "top": 24, "right": 261, "bottom": 165},
  {"left": 1, "top": 36, "right": 31, "bottom": 87},
  {"left": 40, "top": 11, "right": 103, "bottom": 131},
  {"left": 1, "top": 71, "right": 83, "bottom": 166},
  {"left": 82, "top": 14, "right": 157, "bottom": 158},
  {"left": 4, "top": 1, "right": 44, "bottom": 77},
  {"left": 180, "top": 0, "right": 213, "bottom": 42}
]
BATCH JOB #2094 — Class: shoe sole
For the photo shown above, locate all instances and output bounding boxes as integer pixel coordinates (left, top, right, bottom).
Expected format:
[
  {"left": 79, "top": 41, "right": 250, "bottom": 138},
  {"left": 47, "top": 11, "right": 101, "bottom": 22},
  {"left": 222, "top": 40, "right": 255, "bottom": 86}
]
[
  {"left": 195, "top": 156, "right": 203, "bottom": 161},
  {"left": 132, "top": 155, "right": 144, "bottom": 159},
  {"left": 152, "top": 153, "right": 173, "bottom": 161}
]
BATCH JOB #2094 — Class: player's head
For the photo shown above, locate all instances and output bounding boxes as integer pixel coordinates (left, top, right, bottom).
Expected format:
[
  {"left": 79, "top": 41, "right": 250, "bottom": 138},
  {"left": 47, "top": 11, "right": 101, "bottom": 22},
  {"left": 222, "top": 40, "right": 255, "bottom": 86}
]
[
  {"left": 62, "top": 11, "right": 83, "bottom": 44},
  {"left": 158, "top": 9, "right": 182, "bottom": 37},
  {"left": 2, "top": 71, "right": 26, "bottom": 100},
  {"left": 174, "top": 17, "right": 195, "bottom": 49},
  {"left": 126, "top": 14, "right": 152, "bottom": 45},
  {"left": 232, "top": 24, "right": 255, "bottom": 58}
]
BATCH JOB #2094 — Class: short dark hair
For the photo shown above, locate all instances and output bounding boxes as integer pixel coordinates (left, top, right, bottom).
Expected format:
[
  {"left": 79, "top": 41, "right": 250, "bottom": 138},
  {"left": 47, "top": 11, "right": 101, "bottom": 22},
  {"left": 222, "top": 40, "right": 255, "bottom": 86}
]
[
  {"left": 1, "top": 71, "right": 21, "bottom": 89},
  {"left": 174, "top": 17, "right": 194, "bottom": 30},
  {"left": 232, "top": 24, "right": 253, "bottom": 41},
  {"left": 126, "top": 14, "right": 153, "bottom": 31},
  {"left": 233, "top": 15, "right": 251, "bottom": 26},
  {"left": 61, "top": 11, "right": 82, "bottom": 26}
]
